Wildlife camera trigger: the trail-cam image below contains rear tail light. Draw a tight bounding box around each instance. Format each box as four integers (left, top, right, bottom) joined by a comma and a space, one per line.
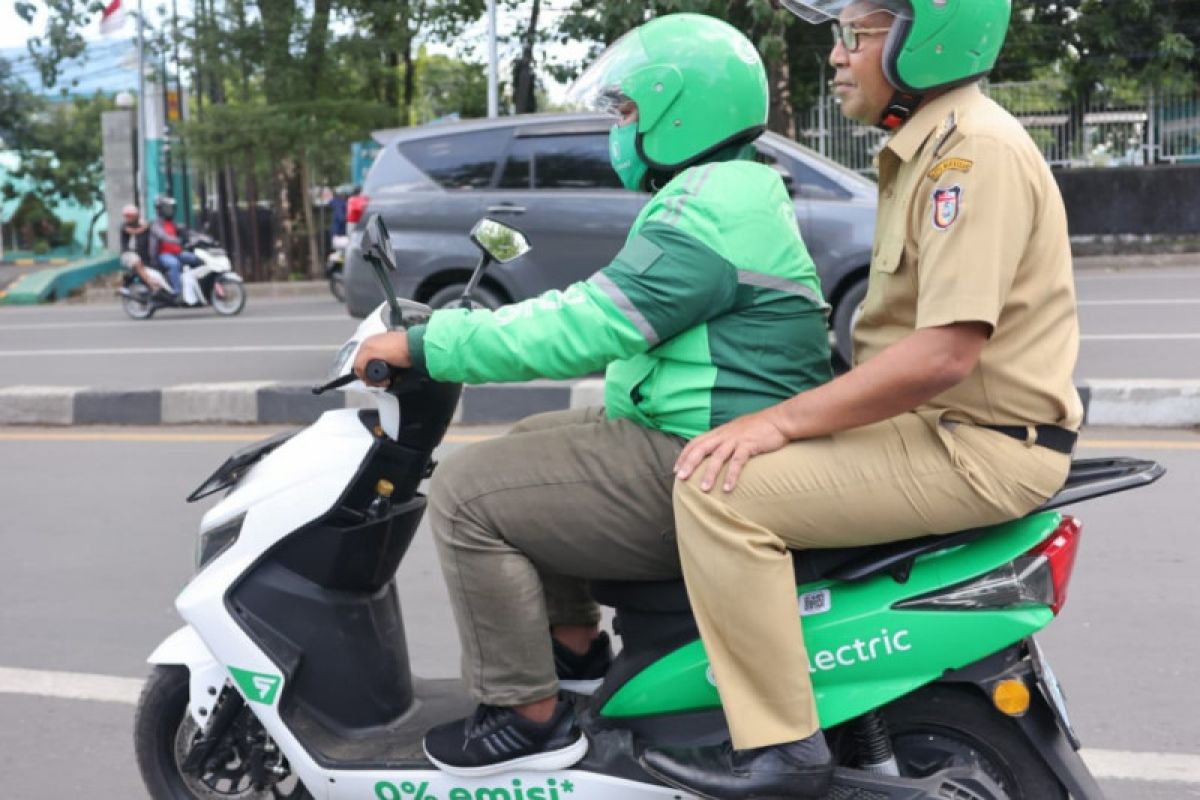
347, 195, 370, 225
1027, 515, 1082, 615
895, 516, 1082, 615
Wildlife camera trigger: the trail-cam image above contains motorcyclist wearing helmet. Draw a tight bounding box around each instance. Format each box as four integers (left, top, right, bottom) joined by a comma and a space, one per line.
641, 2, 1083, 798
352, 13, 834, 777
148, 195, 198, 294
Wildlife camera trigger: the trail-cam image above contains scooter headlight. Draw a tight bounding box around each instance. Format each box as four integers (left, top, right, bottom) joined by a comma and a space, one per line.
196, 514, 245, 569
329, 340, 359, 380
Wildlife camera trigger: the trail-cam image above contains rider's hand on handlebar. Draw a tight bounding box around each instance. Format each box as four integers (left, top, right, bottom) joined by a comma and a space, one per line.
353, 332, 412, 386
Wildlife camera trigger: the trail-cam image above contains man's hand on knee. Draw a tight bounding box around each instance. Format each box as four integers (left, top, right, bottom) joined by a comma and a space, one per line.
675, 408, 790, 493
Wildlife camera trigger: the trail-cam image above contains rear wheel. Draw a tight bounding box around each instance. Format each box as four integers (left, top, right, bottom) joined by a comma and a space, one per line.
212, 276, 247, 316
880, 685, 1066, 799
134, 665, 311, 799
122, 284, 156, 320
328, 270, 346, 303
426, 282, 503, 311
831, 276, 867, 367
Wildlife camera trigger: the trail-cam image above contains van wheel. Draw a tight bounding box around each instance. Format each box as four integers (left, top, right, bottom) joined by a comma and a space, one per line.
427, 283, 503, 311
831, 277, 867, 366
880, 685, 1067, 799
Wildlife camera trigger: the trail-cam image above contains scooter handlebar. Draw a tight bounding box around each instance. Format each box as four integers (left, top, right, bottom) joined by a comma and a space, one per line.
365, 359, 396, 384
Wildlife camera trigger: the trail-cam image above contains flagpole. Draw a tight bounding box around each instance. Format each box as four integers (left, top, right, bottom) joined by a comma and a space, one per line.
136, 0, 147, 210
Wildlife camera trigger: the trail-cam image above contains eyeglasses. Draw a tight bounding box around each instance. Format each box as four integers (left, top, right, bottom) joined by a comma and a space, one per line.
831, 21, 892, 53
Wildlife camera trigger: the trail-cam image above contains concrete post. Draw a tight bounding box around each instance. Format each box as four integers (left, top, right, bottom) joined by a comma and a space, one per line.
102, 109, 137, 252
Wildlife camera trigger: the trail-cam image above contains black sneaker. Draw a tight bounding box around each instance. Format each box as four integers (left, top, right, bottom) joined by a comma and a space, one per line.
423, 698, 589, 777
553, 631, 613, 695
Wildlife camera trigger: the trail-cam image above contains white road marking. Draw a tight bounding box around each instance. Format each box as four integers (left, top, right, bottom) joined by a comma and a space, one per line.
1076, 269, 1200, 281
1079, 298, 1200, 306
0, 666, 142, 705
0, 345, 337, 357
1084, 749, 1200, 784
2, 666, 1199, 784
0, 314, 349, 332
1080, 333, 1200, 341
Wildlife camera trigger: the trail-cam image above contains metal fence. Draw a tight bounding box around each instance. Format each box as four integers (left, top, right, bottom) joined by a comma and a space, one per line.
798, 81, 1200, 175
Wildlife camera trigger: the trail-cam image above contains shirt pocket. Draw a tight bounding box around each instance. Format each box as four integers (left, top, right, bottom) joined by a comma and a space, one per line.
872, 239, 904, 275
859, 238, 916, 332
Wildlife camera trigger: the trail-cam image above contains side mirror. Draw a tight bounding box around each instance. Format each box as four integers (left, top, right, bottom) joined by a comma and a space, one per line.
363, 214, 397, 272
470, 218, 531, 264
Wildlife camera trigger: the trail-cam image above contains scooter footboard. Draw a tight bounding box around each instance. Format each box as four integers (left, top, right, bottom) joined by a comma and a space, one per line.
148, 625, 228, 727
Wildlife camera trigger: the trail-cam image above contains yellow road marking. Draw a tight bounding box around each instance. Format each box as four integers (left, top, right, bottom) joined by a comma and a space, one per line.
0, 431, 498, 444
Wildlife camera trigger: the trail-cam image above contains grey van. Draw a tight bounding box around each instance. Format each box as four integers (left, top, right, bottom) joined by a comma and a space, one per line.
343, 113, 876, 362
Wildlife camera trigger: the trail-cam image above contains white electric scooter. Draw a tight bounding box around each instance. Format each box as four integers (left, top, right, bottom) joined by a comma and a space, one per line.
135, 214, 1140, 800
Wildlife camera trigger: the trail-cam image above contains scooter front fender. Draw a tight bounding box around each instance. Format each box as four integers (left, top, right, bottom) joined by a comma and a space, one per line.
148, 625, 227, 727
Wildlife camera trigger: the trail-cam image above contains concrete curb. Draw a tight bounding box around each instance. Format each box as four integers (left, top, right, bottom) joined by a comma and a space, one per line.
2, 378, 1199, 428
0, 379, 605, 426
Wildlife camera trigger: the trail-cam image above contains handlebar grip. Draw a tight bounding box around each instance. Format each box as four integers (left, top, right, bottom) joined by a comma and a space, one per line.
365, 359, 394, 384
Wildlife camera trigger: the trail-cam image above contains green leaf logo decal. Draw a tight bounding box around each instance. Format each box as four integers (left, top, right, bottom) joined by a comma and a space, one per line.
229, 666, 282, 705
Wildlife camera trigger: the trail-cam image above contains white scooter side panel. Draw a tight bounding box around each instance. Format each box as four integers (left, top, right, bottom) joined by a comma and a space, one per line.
147, 625, 227, 726
175, 409, 379, 794
200, 408, 376, 531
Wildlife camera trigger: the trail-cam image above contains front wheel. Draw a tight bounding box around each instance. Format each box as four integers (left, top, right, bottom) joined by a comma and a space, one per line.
211, 276, 247, 316
881, 685, 1067, 800
122, 284, 156, 320
134, 665, 311, 799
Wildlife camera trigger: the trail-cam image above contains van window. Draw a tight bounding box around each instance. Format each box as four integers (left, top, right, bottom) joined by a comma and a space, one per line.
399, 128, 511, 190
758, 145, 849, 201
499, 134, 621, 190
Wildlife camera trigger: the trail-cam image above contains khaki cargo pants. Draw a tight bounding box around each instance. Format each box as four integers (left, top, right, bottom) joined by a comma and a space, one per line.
674, 409, 1072, 749
427, 407, 685, 706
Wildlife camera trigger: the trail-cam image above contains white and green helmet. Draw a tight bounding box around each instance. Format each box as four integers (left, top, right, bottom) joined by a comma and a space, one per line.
567, 13, 769, 173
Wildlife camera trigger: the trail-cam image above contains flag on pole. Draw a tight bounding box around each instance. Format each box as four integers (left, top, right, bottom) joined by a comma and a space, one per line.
99, 0, 126, 35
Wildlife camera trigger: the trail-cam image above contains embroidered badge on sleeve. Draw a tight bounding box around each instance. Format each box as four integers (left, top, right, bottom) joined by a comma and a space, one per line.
932, 185, 962, 231
928, 157, 974, 181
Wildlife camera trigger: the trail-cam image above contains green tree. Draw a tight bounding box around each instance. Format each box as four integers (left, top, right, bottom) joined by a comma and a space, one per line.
5, 93, 114, 254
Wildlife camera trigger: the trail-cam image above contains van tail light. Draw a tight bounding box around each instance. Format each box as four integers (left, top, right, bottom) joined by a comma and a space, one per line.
894, 516, 1083, 616
347, 195, 370, 225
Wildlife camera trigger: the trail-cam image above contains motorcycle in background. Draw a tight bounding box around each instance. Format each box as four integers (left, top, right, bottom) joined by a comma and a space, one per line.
327, 234, 349, 302
119, 232, 247, 320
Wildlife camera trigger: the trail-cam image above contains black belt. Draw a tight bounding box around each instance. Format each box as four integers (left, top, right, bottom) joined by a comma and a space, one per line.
980, 424, 1077, 455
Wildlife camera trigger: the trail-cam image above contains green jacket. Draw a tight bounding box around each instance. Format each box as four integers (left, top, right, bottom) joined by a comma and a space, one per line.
407, 155, 833, 440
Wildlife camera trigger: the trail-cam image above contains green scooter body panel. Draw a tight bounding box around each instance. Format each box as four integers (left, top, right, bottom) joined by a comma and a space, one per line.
600, 511, 1062, 726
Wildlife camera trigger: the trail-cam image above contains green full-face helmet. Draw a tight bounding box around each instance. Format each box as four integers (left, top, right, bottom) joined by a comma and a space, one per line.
783, 0, 1011, 95
567, 13, 768, 182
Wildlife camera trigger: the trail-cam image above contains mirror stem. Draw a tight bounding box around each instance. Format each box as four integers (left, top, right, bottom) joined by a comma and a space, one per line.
460, 254, 493, 310
372, 261, 407, 328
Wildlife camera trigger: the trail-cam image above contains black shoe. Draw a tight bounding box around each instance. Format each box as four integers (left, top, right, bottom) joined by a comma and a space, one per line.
553, 631, 613, 694
640, 732, 834, 800
423, 697, 589, 777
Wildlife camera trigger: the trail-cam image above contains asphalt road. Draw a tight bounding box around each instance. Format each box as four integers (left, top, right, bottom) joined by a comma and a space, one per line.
1, 263, 1200, 387
0, 424, 1198, 798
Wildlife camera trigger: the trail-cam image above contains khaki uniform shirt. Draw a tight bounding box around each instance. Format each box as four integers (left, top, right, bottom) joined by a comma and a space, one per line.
854, 83, 1084, 432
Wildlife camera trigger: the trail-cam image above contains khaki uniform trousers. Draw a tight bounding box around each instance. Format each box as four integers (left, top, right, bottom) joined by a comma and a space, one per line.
428, 407, 684, 707
674, 409, 1072, 749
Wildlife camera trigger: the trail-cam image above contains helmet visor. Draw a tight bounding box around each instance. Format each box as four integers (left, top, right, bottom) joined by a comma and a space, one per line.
565, 29, 652, 116
781, 0, 909, 24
